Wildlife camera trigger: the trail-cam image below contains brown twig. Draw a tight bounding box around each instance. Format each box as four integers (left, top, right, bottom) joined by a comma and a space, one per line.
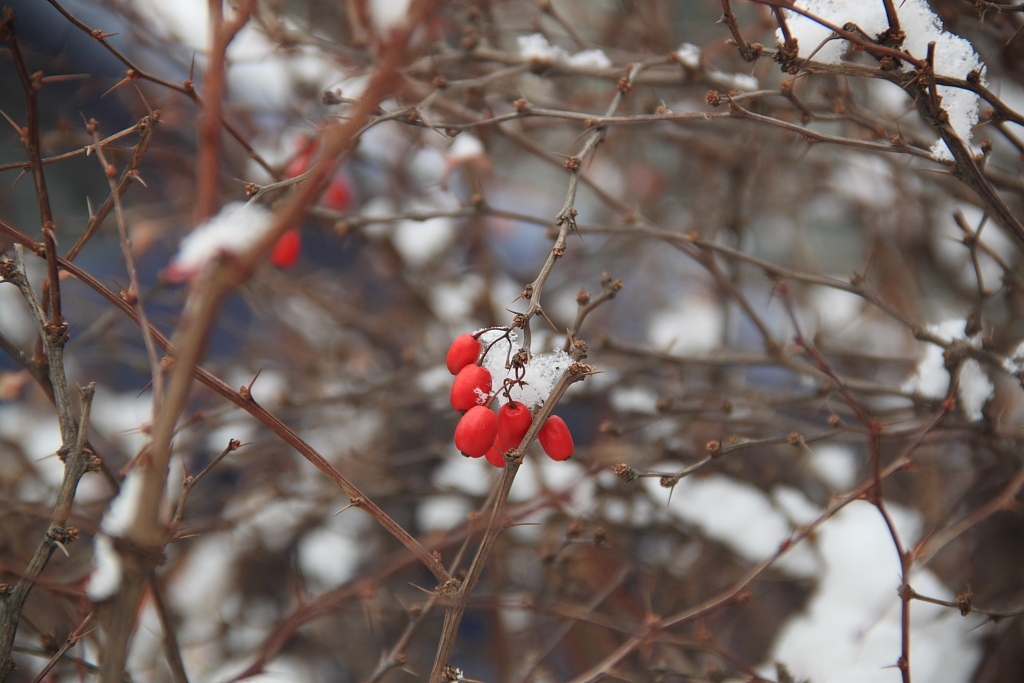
0, 309, 93, 681
149, 573, 189, 683
65, 113, 159, 262
195, 0, 254, 222
1, 10, 62, 326
720, 0, 761, 62
0, 37, 100, 648
86, 116, 165, 421
0, 119, 149, 174
26, 611, 94, 683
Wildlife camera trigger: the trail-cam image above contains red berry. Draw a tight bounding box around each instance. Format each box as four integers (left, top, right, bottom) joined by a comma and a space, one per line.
285, 150, 312, 179
450, 365, 492, 411
270, 229, 301, 268
446, 333, 482, 375
497, 401, 532, 448
538, 415, 574, 461
284, 136, 353, 212
455, 406, 497, 458
484, 437, 507, 468
285, 136, 315, 178
321, 176, 352, 211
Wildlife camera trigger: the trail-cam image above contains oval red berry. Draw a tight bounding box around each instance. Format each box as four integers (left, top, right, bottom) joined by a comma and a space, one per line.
484, 436, 507, 468
271, 229, 301, 268
497, 401, 532, 448
284, 150, 312, 179
450, 365, 492, 411
539, 415, 574, 461
455, 406, 497, 458
446, 334, 482, 375
321, 176, 352, 211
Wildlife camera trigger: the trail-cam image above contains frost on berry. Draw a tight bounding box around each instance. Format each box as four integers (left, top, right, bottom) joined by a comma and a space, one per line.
539, 415, 574, 461
455, 406, 498, 457
450, 365, 492, 411
477, 329, 571, 409
446, 333, 482, 375
497, 401, 532, 447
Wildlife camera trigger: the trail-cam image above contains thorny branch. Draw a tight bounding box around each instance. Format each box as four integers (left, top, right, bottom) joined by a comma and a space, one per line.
1, 11, 62, 327
4, 1, 1024, 681
0, 249, 93, 677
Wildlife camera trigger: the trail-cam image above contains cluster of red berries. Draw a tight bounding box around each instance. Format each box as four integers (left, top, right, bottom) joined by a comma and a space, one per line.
270, 132, 355, 269
446, 333, 574, 468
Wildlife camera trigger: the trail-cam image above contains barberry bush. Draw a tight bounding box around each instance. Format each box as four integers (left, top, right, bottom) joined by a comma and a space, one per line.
2, 1, 1024, 682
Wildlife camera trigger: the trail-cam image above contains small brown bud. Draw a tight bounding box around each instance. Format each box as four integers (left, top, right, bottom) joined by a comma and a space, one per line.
322, 89, 344, 104
613, 463, 637, 481
460, 28, 479, 50
955, 586, 973, 616
600, 420, 621, 436
569, 362, 592, 376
